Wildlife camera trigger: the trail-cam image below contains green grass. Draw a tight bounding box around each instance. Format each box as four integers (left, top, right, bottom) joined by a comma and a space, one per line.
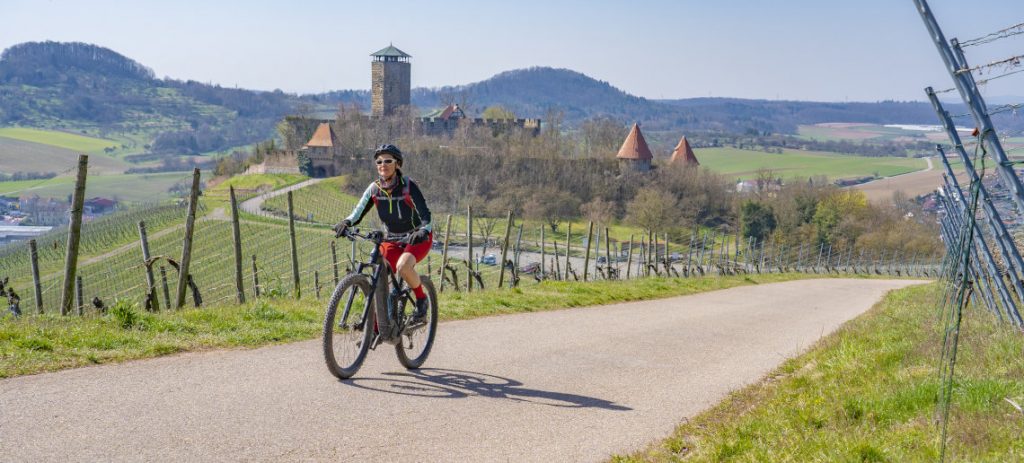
0, 171, 198, 202
0, 127, 121, 155
204, 173, 308, 207
696, 147, 926, 181
613, 283, 1024, 462
0, 273, 819, 378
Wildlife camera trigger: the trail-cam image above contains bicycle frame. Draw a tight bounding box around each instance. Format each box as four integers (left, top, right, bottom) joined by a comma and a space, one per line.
337, 230, 416, 341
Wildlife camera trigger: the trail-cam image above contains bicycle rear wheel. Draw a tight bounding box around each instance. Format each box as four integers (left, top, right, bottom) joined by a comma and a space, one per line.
323, 273, 374, 379
395, 276, 438, 369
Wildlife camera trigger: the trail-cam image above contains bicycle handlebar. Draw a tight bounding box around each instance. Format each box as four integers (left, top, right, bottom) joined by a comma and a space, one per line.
340, 228, 415, 245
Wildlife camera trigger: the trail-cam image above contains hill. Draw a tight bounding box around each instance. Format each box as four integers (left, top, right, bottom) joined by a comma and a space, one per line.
0, 41, 297, 157
2, 41, 1019, 160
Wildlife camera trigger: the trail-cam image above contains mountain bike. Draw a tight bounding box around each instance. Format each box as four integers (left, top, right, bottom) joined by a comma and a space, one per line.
322, 229, 438, 379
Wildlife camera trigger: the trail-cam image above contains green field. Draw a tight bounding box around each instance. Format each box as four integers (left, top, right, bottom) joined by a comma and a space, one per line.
695, 147, 926, 181
0, 171, 200, 202
796, 123, 932, 143
0, 127, 122, 155
262, 176, 358, 224
0, 137, 128, 174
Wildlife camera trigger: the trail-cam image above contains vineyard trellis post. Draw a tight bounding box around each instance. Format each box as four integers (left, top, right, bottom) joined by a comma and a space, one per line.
539, 225, 546, 280
330, 240, 339, 286
159, 266, 171, 308
915, 0, 1024, 213
138, 220, 159, 311
287, 191, 300, 299
604, 227, 612, 280
138, 220, 157, 311
583, 221, 594, 282
498, 210, 514, 288
626, 234, 634, 279
175, 168, 201, 309
467, 207, 474, 292
514, 224, 524, 273
60, 154, 88, 316
564, 222, 571, 281
75, 275, 83, 316
251, 255, 260, 298
28, 239, 42, 314
229, 187, 245, 304
439, 214, 452, 292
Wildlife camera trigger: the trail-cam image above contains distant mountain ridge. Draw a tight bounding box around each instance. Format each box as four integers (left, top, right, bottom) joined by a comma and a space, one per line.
1, 41, 1011, 157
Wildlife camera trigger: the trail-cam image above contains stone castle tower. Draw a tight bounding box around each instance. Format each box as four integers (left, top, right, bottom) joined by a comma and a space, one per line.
371, 44, 411, 117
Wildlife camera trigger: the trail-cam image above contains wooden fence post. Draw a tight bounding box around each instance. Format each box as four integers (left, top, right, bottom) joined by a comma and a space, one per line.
175, 168, 201, 309
159, 266, 171, 308
137, 220, 158, 311
314, 271, 321, 299
229, 186, 245, 304
514, 224, 524, 270
626, 234, 634, 279
540, 225, 546, 279
75, 275, 83, 316
287, 191, 300, 299
330, 240, 340, 286
564, 222, 572, 281
251, 255, 260, 297
439, 214, 452, 292
605, 227, 612, 279
552, 241, 561, 280
29, 239, 42, 314
498, 210, 514, 288
583, 221, 594, 282
467, 207, 474, 292
60, 154, 88, 316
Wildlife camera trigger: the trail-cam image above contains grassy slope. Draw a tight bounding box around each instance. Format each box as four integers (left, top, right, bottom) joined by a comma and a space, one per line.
695, 147, 925, 181
0, 273, 818, 378
614, 283, 1024, 462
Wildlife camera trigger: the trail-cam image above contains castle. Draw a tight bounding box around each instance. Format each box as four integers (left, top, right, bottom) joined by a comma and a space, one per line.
253, 45, 541, 177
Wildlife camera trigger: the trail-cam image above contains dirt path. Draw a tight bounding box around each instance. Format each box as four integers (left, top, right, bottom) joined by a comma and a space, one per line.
239, 178, 324, 217
0, 278, 928, 462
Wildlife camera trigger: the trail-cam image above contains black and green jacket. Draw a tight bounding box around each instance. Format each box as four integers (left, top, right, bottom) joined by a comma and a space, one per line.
345, 174, 432, 234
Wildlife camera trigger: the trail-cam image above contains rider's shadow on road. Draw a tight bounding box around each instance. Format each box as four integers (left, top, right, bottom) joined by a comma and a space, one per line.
344, 368, 631, 411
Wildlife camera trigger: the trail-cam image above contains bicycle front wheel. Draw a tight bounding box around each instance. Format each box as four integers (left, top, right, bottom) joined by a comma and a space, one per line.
395, 276, 438, 369
323, 273, 374, 379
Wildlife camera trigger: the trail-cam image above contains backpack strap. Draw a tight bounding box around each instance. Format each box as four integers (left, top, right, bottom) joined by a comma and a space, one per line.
402, 176, 416, 211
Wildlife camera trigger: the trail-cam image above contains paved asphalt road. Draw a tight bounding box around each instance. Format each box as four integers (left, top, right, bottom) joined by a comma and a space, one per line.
0, 278, 928, 462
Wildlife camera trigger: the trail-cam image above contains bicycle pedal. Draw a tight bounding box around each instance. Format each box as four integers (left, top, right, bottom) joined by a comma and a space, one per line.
369, 334, 383, 350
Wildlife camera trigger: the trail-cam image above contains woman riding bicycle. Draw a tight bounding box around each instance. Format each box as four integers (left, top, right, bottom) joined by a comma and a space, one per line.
333, 144, 433, 324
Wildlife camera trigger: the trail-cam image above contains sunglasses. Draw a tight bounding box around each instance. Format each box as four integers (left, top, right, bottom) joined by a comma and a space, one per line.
375, 159, 395, 165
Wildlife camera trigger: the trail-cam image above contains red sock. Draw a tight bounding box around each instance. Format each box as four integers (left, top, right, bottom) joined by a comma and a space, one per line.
412, 285, 426, 300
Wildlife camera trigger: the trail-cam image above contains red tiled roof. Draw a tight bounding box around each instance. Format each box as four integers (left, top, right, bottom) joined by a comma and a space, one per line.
616, 123, 653, 161
304, 123, 337, 148
670, 136, 699, 166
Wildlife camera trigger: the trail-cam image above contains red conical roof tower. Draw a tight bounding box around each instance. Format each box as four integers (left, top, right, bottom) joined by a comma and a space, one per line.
616, 123, 653, 161
670, 136, 699, 166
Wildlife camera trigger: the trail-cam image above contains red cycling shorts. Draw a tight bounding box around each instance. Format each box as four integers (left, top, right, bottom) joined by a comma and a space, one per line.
379, 232, 433, 272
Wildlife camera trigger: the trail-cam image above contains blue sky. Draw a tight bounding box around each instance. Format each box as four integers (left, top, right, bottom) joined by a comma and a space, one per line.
1, 0, 1021, 102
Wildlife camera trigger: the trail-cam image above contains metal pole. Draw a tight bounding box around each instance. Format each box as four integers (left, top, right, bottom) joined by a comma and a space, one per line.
75, 275, 83, 316
60, 154, 88, 315
540, 225, 546, 280
564, 222, 571, 281
914, 0, 1024, 212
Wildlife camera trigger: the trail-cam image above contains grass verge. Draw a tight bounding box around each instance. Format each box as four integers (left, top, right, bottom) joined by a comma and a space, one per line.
0, 273, 824, 378
612, 283, 1024, 462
